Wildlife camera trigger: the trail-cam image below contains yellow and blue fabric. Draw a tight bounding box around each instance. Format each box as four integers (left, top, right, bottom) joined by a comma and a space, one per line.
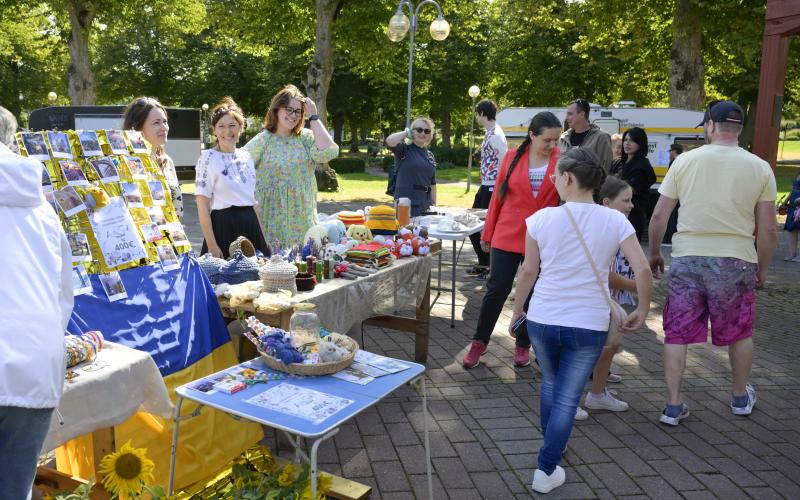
57, 254, 262, 489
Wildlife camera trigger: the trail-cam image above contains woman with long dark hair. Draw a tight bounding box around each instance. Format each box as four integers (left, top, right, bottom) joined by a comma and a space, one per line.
122, 97, 183, 218
510, 148, 652, 493
619, 127, 656, 240
461, 112, 562, 369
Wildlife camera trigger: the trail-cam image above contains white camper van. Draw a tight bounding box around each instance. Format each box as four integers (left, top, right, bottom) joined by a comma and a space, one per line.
496, 105, 706, 182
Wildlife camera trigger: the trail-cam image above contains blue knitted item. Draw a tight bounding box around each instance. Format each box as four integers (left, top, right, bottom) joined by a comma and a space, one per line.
196, 253, 226, 284
218, 250, 260, 285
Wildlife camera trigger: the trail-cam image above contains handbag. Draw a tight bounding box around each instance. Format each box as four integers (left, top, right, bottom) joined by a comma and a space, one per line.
564, 205, 628, 347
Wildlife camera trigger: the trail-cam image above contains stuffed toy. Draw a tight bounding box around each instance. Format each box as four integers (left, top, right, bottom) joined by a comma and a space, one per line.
347, 224, 373, 242
382, 239, 397, 256
411, 225, 429, 239
303, 225, 330, 248
318, 340, 349, 362
416, 238, 430, 256
399, 240, 413, 257
398, 227, 413, 241
320, 243, 339, 261
319, 219, 347, 244
372, 235, 385, 244
84, 185, 110, 209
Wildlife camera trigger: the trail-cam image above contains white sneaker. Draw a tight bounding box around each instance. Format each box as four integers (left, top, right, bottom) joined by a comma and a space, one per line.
585, 389, 629, 412
532, 465, 566, 494
574, 406, 588, 420
659, 403, 689, 426
731, 383, 757, 416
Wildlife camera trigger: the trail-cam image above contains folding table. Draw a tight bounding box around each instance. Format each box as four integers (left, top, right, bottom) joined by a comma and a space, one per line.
168, 355, 432, 499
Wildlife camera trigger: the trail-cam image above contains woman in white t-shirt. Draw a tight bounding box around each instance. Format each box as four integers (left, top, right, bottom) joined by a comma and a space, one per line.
509, 148, 652, 494
196, 97, 269, 258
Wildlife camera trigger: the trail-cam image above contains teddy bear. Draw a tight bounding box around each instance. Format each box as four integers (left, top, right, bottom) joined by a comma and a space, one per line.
347, 224, 373, 242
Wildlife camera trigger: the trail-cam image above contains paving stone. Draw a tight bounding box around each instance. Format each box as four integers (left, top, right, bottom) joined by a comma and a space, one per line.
396, 445, 428, 475
499, 469, 527, 494
408, 473, 448, 500
591, 462, 643, 496
432, 457, 472, 490
452, 442, 496, 472
659, 446, 716, 473
372, 461, 411, 492
632, 476, 681, 499
469, 471, 516, 499
648, 459, 704, 491
753, 470, 800, 499
605, 447, 657, 477
694, 473, 749, 499
436, 418, 478, 442
386, 422, 421, 446
364, 434, 399, 462
338, 448, 373, 478
706, 457, 766, 488
567, 436, 611, 464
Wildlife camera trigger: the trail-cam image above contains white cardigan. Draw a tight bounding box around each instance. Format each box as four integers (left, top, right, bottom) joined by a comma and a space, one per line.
0, 143, 73, 409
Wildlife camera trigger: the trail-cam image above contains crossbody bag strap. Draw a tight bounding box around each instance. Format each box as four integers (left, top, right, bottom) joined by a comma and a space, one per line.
563, 204, 617, 311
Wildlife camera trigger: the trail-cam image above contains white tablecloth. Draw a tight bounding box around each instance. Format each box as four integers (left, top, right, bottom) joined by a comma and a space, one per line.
42, 342, 173, 452
298, 255, 431, 334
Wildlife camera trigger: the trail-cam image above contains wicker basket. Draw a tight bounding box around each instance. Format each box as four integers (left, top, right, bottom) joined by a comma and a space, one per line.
229, 236, 256, 257
259, 333, 359, 376
259, 255, 298, 295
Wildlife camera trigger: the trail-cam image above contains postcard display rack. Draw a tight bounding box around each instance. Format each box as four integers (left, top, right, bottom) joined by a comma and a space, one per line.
17, 129, 190, 299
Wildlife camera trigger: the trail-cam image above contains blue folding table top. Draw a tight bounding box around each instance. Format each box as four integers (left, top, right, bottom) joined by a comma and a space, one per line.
175, 355, 426, 438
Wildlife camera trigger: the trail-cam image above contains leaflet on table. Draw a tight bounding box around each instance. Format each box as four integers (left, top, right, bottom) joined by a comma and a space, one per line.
89, 196, 147, 268
353, 350, 410, 374
331, 361, 397, 385
188, 366, 274, 394
244, 383, 353, 425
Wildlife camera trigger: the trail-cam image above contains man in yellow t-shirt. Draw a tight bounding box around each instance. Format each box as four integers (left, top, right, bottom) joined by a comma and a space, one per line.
648, 100, 778, 427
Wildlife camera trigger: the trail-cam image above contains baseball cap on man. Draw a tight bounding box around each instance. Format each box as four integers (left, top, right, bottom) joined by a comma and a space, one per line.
697, 100, 744, 127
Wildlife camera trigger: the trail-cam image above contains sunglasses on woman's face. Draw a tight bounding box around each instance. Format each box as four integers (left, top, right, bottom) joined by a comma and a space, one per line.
414, 127, 431, 135
283, 107, 303, 117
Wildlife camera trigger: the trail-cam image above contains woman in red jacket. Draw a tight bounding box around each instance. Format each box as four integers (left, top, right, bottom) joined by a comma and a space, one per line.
463, 111, 563, 369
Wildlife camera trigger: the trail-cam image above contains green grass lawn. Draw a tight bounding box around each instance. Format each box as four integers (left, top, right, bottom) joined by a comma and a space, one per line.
779, 140, 800, 159
319, 171, 477, 208
776, 164, 800, 200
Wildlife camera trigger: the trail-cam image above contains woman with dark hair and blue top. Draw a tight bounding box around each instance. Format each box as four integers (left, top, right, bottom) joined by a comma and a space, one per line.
510, 148, 652, 493
619, 127, 656, 240
385, 116, 437, 216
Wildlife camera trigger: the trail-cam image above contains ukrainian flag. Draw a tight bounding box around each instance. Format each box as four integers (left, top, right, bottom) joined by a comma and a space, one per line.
58, 254, 262, 489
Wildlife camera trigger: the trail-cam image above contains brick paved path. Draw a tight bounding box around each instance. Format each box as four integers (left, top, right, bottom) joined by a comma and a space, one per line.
184, 194, 800, 499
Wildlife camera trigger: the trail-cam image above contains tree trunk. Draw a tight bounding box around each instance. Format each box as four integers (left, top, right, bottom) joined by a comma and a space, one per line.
669, 0, 705, 109
332, 112, 345, 144
348, 117, 359, 153
440, 108, 451, 149
305, 0, 344, 125
66, 0, 96, 105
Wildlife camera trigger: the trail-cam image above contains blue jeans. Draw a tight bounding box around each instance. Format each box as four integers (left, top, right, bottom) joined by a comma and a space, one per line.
527, 321, 606, 474
0, 406, 54, 500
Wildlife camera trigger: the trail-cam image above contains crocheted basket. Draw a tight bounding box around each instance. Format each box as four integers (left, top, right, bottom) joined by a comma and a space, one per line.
218, 250, 261, 285
229, 236, 256, 258
259, 255, 298, 295
259, 333, 358, 376
197, 253, 227, 284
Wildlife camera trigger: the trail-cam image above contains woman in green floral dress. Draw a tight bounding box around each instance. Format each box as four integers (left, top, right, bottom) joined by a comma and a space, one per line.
244, 84, 339, 249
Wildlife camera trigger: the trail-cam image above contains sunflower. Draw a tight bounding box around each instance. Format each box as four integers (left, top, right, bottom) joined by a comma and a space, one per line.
299, 473, 332, 500
98, 440, 155, 497
277, 463, 296, 487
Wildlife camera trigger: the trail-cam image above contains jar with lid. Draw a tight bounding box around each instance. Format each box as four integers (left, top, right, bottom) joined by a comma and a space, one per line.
289, 303, 321, 347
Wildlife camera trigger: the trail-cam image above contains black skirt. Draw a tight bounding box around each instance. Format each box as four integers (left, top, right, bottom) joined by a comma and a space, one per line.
202, 205, 270, 259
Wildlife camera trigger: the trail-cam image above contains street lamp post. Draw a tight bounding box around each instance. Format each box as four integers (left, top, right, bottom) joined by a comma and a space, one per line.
201, 103, 209, 149
466, 85, 480, 193
387, 0, 450, 128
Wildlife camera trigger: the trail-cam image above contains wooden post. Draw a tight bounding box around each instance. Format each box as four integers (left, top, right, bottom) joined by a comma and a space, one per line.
752, 0, 800, 168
